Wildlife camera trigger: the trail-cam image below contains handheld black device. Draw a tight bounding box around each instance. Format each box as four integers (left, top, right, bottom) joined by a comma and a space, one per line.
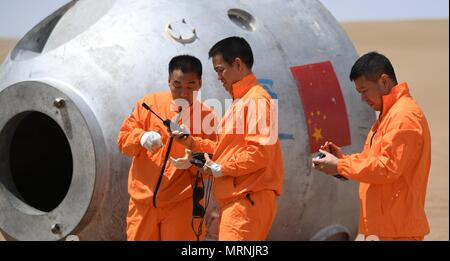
190, 152, 214, 168
313, 152, 348, 181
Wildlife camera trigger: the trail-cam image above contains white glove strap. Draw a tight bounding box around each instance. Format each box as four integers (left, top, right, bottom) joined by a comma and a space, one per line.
206, 162, 222, 177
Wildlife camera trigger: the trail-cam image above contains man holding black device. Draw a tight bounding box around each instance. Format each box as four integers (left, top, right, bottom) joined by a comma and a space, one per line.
312, 52, 431, 241
117, 55, 217, 241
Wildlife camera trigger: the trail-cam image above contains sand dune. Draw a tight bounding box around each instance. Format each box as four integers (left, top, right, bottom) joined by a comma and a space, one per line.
0, 19, 448, 241
0, 38, 17, 62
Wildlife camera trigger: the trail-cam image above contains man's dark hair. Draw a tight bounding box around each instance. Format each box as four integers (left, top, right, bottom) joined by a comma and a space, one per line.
208, 36, 254, 69
349, 52, 397, 84
169, 55, 202, 79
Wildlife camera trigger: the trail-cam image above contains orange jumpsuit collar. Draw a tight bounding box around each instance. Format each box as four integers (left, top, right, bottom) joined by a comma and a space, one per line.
381, 82, 410, 118
231, 74, 258, 99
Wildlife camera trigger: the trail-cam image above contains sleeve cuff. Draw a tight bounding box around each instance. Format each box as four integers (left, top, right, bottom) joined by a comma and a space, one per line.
337, 158, 350, 179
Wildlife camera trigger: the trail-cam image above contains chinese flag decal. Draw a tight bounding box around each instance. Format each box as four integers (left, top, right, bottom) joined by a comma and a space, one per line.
290, 61, 351, 152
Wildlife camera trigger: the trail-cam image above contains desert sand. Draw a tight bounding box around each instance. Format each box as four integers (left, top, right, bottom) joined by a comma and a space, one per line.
0, 19, 448, 241
0, 38, 16, 63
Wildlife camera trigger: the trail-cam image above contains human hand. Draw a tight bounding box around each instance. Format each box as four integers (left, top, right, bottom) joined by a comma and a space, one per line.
312, 149, 339, 175
320, 141, 344, 159
169, 149, 193, 169
170, 124, 194, 148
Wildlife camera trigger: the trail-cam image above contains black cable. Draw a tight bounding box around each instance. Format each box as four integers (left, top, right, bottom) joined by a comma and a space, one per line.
142, 102, 165, 122
191, 172, 214, 241
191, 172, 203, 241
191, 214, 204, 241
204, 174, 213, 212
152, 135, 174, 208
141, 102, 185, 208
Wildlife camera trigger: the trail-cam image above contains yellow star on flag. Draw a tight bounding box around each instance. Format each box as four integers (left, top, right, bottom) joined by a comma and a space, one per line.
312, 127, 323, 143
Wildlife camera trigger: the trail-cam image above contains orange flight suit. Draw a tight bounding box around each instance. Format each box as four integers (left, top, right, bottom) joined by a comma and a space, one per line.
117, 92, 217, 240
337, 83, 431, 240
192, 74, 284, 240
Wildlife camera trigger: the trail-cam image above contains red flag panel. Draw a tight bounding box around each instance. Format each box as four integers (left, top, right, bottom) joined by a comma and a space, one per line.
290, 61, 351, 153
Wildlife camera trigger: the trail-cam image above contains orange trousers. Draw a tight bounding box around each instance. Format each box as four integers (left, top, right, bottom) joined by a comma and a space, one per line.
126, 197, 204, 241
218, 190, 277, 241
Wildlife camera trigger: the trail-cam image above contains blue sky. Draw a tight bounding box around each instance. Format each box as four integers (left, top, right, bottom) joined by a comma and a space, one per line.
0, 0, 448, 38
320, 0, 448, 22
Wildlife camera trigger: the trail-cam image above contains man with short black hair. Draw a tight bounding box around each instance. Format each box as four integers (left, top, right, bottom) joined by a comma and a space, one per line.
172, 37, 284, 240
313, 52, 431, 241
117, 55, 217, 240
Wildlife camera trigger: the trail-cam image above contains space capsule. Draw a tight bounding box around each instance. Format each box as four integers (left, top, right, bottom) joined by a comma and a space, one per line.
0, 0, 375, 240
